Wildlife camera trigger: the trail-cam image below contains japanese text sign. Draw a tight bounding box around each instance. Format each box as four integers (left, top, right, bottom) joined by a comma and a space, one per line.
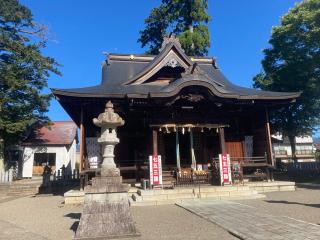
149, 155, 162, 185
219, 153, 232, 185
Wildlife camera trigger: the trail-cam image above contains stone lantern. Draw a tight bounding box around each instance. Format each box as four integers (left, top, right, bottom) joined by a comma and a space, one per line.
74, 101, 139, 239
93, 100, 124, 177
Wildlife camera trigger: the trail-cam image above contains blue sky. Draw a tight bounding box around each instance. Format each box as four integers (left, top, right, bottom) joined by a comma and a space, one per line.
22, 0, 301, 121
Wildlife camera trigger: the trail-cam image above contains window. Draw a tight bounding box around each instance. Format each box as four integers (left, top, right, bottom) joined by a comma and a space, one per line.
33, 153, 56, 167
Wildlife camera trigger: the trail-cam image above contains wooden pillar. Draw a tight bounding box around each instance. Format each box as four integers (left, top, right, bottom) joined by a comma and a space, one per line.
219, 127, 226, 154
190, 129, 196, 169
79, 105, 85, 172
152, 129, 158, 156
265, 107, 274, 166
175, 130, 181, 169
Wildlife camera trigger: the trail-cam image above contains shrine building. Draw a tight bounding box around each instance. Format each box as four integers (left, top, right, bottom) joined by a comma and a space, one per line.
52, 36, 300, 186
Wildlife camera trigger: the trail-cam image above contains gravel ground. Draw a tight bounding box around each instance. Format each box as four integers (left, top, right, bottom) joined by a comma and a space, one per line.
235, 187, 320, 225
0, 195, 236, 240
0, 187, 319, 240
0, 195, 80, 240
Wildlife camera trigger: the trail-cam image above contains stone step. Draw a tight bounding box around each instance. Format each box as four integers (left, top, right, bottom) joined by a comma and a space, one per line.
9, 185, 39, 189
162, 172, 174, 176
246, 181, 296, 193
130, 198, 180, 206
130, 194, 266, 206
13, 179, 42, 185
0, 186, 10, 191
7, 192, 36, 196
137, 186, 253, 196
0, 181, 40, 197
139, 193, 197, 201
200, 190, 257, 198
64, 189, 135, 205
132, 185, 261, 204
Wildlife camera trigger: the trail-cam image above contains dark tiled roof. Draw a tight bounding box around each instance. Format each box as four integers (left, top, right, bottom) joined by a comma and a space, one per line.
52, 40, 301, 101
23, 121, 77, 146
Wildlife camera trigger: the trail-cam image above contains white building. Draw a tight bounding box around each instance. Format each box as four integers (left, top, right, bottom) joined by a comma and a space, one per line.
21, 121, 78, 178
272, 134, 315, 163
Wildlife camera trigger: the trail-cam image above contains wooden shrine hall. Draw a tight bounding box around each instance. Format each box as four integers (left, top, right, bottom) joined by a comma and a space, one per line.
52, 36, 300, 186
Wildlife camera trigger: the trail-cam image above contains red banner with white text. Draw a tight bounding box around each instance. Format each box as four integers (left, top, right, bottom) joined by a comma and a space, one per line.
149, 155, 162, 185
219, 153, 232, 185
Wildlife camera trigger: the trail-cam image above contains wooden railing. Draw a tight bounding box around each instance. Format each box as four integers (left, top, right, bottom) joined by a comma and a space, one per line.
296, 150, 314, 155
175, 168, 210, 186
80, 155, 272, 188
274, 150, 288, 155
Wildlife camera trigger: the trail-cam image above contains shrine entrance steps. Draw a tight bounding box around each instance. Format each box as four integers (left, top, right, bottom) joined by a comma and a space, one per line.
0, 179, 41, 201
130, 185, 264, 206
63, 181, 296, 205
245, 181, 296, 193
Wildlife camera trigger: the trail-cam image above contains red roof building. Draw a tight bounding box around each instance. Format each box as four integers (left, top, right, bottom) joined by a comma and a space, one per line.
23, 121, 78, 146
21, 121, 78, 178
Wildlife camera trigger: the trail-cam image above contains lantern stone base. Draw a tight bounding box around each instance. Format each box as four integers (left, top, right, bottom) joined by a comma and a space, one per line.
74, 176, 139, 239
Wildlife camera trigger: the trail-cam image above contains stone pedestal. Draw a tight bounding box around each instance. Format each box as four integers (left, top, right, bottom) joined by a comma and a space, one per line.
74, 177, 139, 239
74, 101, 139, 239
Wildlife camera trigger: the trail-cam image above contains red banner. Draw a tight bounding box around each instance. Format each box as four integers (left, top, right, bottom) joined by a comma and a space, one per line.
219, 153, 232, 185
149, 155, 162, 185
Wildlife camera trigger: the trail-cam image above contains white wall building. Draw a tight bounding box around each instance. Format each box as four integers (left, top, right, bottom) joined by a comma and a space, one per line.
272, 134, 316, 163
21, 121, 78, 178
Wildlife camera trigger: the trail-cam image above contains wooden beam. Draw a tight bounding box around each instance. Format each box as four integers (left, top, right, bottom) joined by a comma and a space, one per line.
265, 107, 274, 166
219, 128, 226, 154
79, 106, 85, 172
152, 130, 158, 156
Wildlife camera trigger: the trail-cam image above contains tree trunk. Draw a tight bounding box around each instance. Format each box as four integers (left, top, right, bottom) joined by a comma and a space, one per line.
189, 25, 195, 50
288, 135, 297, 162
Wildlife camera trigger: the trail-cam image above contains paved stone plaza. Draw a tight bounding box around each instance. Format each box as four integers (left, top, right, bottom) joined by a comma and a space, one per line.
0, 187, 319, 239
178, 197, 320, 240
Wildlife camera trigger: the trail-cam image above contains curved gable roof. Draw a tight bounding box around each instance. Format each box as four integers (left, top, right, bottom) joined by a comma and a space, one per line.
52, 37, 301, 101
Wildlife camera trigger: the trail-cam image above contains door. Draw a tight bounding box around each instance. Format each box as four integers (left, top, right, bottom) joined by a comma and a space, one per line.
226, 141, 244, 159
33, 153, 56, 175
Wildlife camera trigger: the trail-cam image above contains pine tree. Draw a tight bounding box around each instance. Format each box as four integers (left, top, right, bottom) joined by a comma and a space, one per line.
138, 0, 211, 56
0, 0, 60, 166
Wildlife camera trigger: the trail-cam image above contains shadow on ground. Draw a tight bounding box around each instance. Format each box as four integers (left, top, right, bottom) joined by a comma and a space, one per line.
64, 213, 81, 233
264, 200, 320, 209
295, 184, 320, 190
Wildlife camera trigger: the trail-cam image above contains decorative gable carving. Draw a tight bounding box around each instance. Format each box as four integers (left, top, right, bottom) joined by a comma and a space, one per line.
165, 58, 179, 68
124, 35, 194, 86
124, 35, 222, 87
129, 49, 191, 85
159, 34, 184, 52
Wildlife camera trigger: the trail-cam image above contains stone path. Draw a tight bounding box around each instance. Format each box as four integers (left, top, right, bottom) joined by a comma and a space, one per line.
0, 219, 47, 240
178, 200, 320, 240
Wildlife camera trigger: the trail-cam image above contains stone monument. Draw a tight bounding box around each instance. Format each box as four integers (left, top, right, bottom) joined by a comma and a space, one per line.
39, 164, 52, 194
74, 101, 139, 239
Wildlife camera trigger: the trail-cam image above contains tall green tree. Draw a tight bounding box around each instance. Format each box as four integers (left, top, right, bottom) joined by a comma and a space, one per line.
253, 0, 320, 160
0, 0, 60, 166
138, 0, 211, 56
